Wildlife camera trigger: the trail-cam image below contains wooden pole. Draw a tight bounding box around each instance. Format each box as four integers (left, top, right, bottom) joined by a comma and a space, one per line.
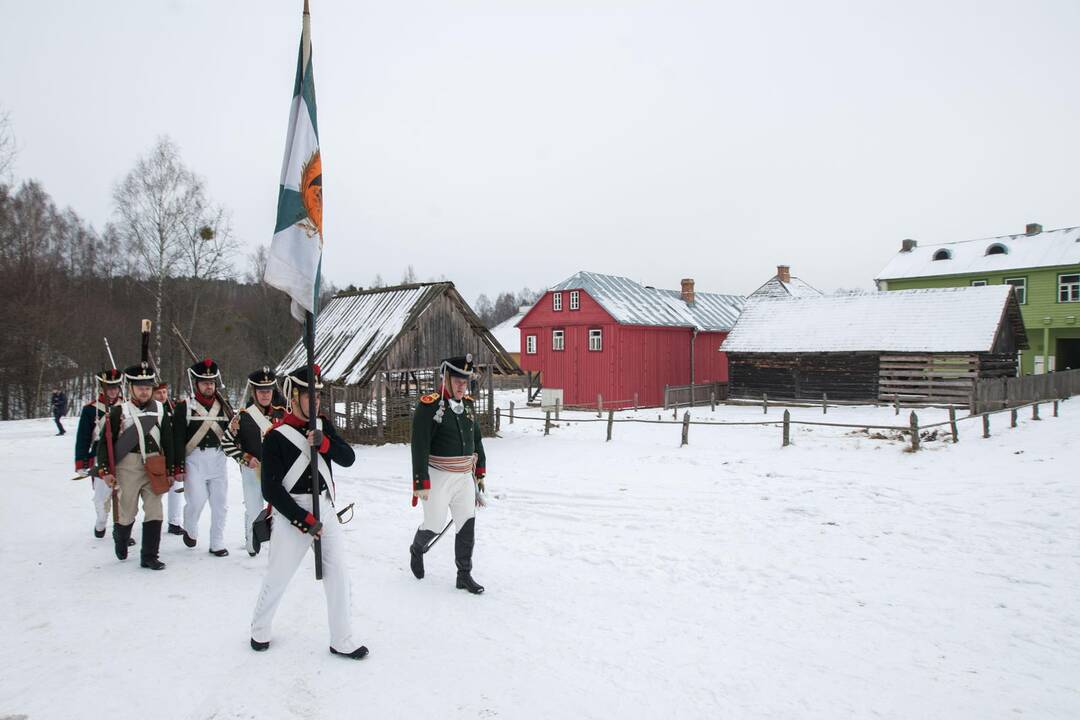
1033, 402, 1041, 421
664, 384, 669, 410
822, 392, 827, 415
509, 401, 515, 425
544, 410, 551, 436
633, 392, 638, 411
673, 405, 677, 421
894, 394, 899, 416
710, 389, 716, 412
375, 370, 384, 442
949, 407, 958, 442
555, 397, 561, 421
597, 393, 603, 418
606, 409, 614, 442
681, 411, 690, 446
1010, 408, 1017, 428
1053, 400, 1059, 417
303, 310, 323, 581
495, 407, 501, 433
782, 409, 790, 447
909, 411, 920, 451
762, 393, 768, 414
982, 414, 990, 439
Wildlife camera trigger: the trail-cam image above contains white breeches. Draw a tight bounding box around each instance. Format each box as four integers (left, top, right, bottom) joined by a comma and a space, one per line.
420, 467, 476, 533
92, 477, 112, 531
250, 493, 355, 651
183, 448, 228, 550
240, 464, 264, 554
167, 481, 183, 526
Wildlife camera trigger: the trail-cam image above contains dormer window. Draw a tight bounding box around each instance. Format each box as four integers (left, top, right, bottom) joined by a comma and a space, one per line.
932, 249, 951, 261
986, 243, 1008, 256
553, 292, 563, 311
569, 290, 580, 310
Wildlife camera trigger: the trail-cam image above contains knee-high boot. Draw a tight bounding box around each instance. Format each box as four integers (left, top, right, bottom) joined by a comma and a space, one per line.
113, 523, 134, 561
140, 520, 165, 570
409, 528, 437, 579
454, 518, 484, 594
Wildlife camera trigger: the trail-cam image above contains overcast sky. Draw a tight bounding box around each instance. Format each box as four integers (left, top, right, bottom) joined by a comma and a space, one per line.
3, 0, 1078, 304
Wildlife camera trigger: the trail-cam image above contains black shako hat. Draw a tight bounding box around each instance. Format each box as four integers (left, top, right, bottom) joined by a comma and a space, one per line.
189, 357, 221, 381
247, 366, 278, 388
123, 362, 156, 386
440, 354, 475, 379
285, 364, 323, 391
98, 368, 124, 386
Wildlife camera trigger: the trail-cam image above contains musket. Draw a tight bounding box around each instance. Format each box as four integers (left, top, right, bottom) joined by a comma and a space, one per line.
170, 323, 235, 419
104, 336, 118, 372
104, 388, 119, 523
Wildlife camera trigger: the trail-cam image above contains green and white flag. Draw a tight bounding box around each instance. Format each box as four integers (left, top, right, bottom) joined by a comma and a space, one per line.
265, 1, 323, 323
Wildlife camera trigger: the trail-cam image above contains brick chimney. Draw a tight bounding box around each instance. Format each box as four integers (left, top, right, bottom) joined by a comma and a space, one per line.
776, 265, 791, 284
1026, 222, 1043, 236
901, 238, 918, 252
680, 278, 695, 305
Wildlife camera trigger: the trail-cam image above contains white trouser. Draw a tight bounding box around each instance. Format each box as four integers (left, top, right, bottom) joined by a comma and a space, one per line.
420, 467, 476, 533
167, 482, 183, 526
92, 477, 112, 531
250, 493, 355, 651
240, 465, 264, 554
183, 448, 228, 550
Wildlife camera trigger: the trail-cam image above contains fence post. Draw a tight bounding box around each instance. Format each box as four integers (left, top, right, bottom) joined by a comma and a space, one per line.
375, 371, 384, 442
495, 407, 501, 433
664, 384, 669, 411
949, 407, 958, 442
894, 394, 899, 416
633, 392, 638, 411
762, 393, 768, 414
822, 392, 828, 415
1033, 403, 1040, 421
909, 411, 920, 451
606, 409, 614, 442
681, 411, 690, 446
710, 390, 716, 412
982, 414, 990, 439
555, 398, 561, 421
544, 410, 551, 436
597, 394, 603, 418
1010, 408, 1017, 428
673, 405, 677, 421
509, 401, 515, 425
782, 409, 791, 447
1053, 400, 1059, 417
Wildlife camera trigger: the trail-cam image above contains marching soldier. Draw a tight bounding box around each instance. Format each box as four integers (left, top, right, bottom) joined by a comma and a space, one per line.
94, 362, 176, 570
153, 381, 185, 537
173, 358, 231, 557
250, 365, 367, 659
74, 368, 125, 539
408, 354, 487, 594
224, 367, 286, 556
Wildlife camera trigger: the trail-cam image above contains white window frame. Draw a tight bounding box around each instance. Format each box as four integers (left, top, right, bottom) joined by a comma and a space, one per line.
553, 292, 563, 311
588, 328, 602, 352
1059, 273, 1080, 303
526, 335, 537, 354
552, 329, 565, 351
1004, 277, 1027, 305
569, 290, 580, 311
970, 279, 988, 287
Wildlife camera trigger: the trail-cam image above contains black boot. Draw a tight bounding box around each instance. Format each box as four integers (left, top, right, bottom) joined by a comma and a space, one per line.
113, 523, 134, 560
182, 530, 197, 548
454, 518, 484, 594
167, 523, 184, 536
140, 520, 166, 570
330, 645, 369, 660
94, 527, 105, 539
409, 528, 436, 579
250, 638, 270, 652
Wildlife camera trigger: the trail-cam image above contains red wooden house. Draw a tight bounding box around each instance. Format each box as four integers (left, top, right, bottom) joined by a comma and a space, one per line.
517, 271, 745, 408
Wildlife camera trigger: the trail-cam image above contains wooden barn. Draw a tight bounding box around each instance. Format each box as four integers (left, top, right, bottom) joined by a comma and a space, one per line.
277, 282, 520, 443
517, 271, 745, 409
721, 285, 1027, 405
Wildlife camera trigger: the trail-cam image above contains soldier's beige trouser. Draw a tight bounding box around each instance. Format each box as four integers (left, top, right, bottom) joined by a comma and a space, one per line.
116, 453, 163, 525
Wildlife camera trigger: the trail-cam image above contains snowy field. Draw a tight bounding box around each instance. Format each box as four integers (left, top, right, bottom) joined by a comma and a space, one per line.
1, 397, 1078, 719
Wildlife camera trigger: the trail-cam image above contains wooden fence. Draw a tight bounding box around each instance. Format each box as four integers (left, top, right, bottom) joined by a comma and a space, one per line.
878, 354, 978, 405
971, 368, 1080, 414
663, 382, 729, 410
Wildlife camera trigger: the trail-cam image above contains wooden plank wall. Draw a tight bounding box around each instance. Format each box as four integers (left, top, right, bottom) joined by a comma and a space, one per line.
729, 353, 878, 401
878, 354, 977, 404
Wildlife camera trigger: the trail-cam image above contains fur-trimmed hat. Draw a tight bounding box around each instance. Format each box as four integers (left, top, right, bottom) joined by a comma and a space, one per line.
123, 362, 156, 386
441, 354, 475, 379
98, 368, 124, 387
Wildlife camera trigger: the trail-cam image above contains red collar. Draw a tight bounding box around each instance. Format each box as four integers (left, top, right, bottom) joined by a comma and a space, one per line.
280, 412, 308, 428
195, 393, 216, 409
98, 393, 120, 406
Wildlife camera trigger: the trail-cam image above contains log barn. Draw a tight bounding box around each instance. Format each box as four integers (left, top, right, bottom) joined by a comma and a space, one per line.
277, 282, 520, 443
721, 285, 1027, 405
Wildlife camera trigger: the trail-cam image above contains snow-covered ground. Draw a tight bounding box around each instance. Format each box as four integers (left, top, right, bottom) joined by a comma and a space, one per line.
1, 398, 1078, 719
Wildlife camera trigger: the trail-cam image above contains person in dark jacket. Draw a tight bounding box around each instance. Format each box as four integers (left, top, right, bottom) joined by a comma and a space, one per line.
51, 388, 68, 435
249, 364, 366, 659
75, 369, 124, 537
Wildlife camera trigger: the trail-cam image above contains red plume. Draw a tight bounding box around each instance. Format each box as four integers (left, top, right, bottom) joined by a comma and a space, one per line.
204, 357, 213, 368
313, 363, 321, 376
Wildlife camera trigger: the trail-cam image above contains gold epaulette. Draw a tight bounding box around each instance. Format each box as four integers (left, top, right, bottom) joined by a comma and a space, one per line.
420, 392, 440, 405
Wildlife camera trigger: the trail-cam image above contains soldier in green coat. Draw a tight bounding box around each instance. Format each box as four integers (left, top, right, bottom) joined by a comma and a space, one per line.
409, 354, 487, 593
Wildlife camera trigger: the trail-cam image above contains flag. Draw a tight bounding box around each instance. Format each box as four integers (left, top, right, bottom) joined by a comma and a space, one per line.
265, 1, 323, 323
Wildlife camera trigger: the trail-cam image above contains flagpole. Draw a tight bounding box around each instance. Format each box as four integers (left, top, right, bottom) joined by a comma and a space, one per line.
306, 309, 323, 580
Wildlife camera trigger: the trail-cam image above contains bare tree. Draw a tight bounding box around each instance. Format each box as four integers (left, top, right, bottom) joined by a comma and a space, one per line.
371, 273, 384, 288
401, 264, 417, 284
112, 137, 217, 369
0, 108, 16, 182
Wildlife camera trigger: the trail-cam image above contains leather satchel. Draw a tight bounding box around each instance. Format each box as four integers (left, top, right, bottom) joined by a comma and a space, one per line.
144, 454, 171, 495
252, 505, 272, 552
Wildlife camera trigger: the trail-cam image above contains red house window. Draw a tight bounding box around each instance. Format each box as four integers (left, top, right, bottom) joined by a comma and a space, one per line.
553, 292, 563, 311
526, 335, 537, 354
588, 328, 602, 351
552, 329, 565, 351
569, 291, 580, 310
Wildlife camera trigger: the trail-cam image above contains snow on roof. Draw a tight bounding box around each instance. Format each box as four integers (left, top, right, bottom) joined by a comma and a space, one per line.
277, 283, 438, 386
490, 305, 531, 353
548, 271, 745, 331
876, 225, 1080, 281
749, 276, 823, 299
720, 285, 1019, 354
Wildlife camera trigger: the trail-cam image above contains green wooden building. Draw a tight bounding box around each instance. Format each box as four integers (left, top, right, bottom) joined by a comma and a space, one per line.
875, 223, 1080, 375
